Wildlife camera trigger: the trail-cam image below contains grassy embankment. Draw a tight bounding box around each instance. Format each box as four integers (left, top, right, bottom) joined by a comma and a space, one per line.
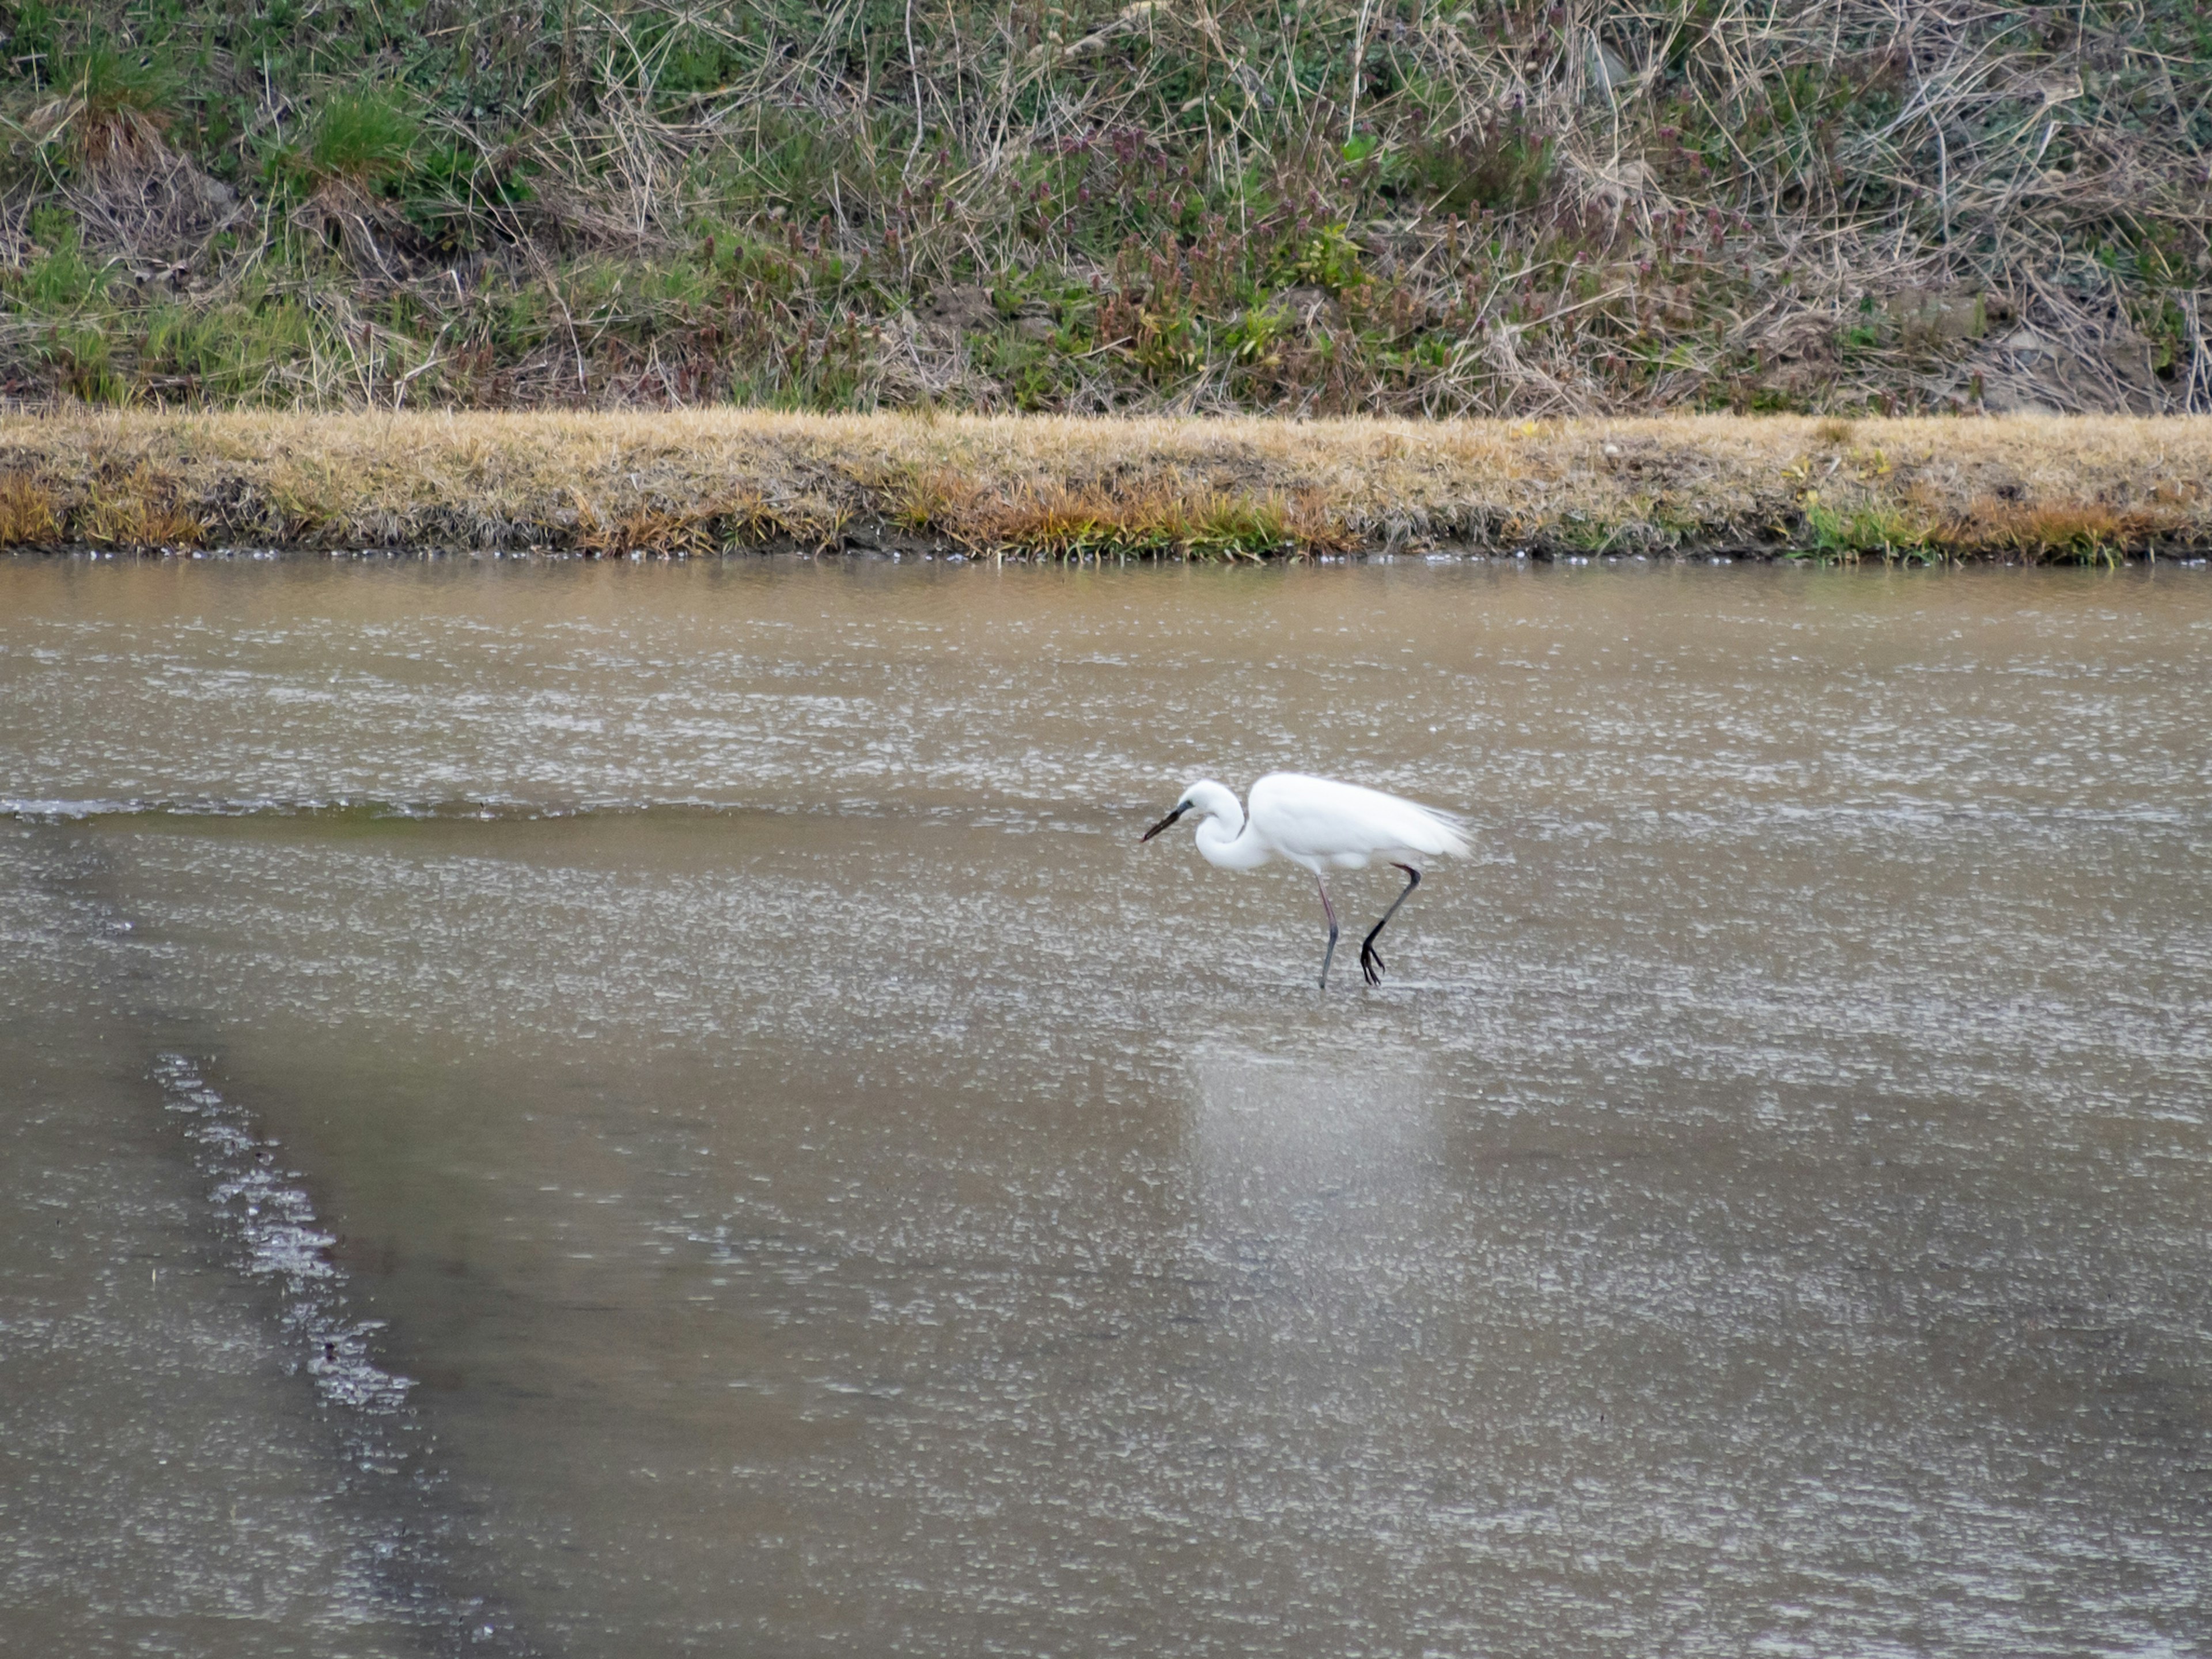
1, 1, 2206, 419
2, 409, 2206, 559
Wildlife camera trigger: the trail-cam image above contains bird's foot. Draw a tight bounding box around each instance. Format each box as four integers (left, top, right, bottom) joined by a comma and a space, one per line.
1360, 943, 1385, 987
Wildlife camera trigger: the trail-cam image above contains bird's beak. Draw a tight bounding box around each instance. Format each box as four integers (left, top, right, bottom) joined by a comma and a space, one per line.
1139, 805, 1187, 843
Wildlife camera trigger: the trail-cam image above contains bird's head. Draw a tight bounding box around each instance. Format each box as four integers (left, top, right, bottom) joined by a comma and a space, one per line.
1140, 779, 1234, 843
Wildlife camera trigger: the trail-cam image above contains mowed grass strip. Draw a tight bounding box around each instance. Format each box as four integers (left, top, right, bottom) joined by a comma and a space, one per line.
0, 410, 2205, 562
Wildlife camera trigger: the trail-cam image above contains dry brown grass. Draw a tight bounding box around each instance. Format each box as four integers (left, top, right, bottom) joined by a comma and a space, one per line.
0, 471, 60, 544
75, 462, 203, 548
903, 469, 1349, 559
1943, 498, 2180, 562
0, 409, 2205, 562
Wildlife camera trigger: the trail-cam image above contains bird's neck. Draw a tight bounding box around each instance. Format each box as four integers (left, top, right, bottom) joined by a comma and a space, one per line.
1196, 810, 1270, 870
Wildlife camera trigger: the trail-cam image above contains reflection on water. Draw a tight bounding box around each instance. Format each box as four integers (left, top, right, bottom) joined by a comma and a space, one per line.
1194, 1051, 1434, 1206
1190, 1047, 1441, 1397
2, 554, 2210, 1657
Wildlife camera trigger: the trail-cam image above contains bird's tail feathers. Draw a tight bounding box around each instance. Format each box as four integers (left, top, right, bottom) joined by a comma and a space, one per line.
1416, 802, 1473, 858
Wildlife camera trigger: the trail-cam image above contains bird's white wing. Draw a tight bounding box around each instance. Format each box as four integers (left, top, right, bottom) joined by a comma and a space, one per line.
1248, 772, 1470, 861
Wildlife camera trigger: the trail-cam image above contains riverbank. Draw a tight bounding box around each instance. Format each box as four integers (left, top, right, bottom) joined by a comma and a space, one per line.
8, 4, 2207, 420
1, 410, 2207, 562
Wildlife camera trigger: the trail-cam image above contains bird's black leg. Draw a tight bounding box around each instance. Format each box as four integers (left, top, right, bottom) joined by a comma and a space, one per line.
1360, 863, 1422, 987
1315, 873, 1340, 990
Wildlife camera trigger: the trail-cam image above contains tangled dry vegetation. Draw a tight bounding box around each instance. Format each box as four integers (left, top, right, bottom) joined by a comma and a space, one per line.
0, 0, 2206, 417
0, 409, 2203, 560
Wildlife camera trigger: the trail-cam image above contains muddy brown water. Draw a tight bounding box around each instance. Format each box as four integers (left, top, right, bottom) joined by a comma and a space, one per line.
3, 553, 2210, 1658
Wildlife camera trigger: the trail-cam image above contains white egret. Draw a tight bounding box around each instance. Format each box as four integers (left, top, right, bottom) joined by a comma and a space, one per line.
1141, 772, 1469, 989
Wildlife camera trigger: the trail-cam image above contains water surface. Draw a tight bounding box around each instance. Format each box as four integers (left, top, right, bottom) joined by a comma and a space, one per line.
4, 555, 2209, 1657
